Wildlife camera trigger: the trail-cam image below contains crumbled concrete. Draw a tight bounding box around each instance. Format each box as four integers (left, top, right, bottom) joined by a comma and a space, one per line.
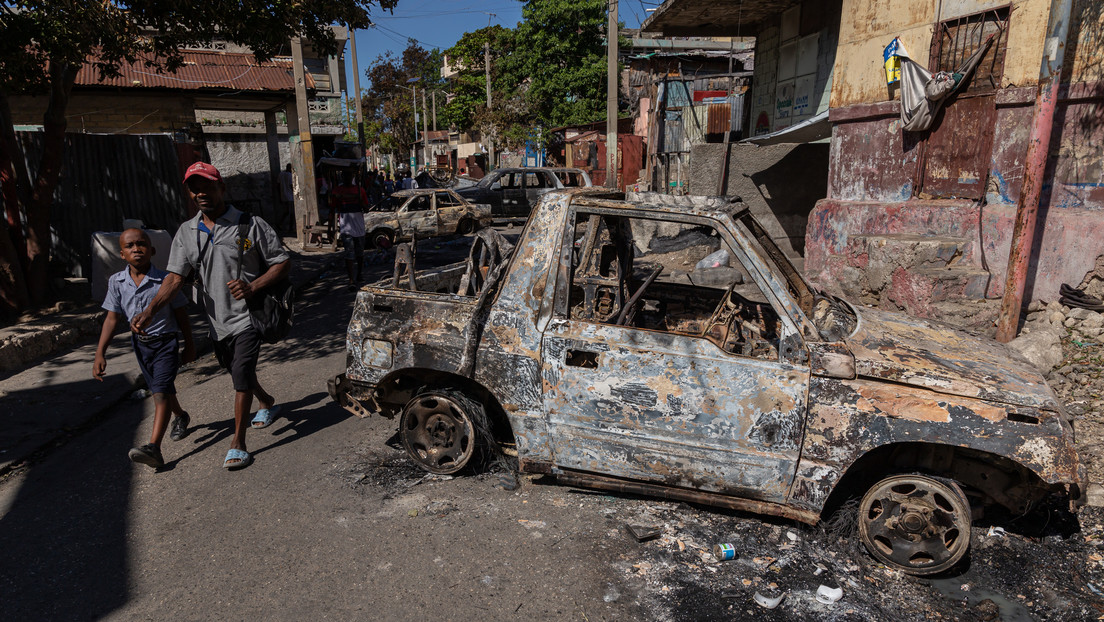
1077, 252, 1104, 300
1007, 324, 1064, 375
0, 306, 106, 371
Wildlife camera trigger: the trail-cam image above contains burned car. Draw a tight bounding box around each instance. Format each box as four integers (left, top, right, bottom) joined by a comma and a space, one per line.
330, 190, 1084, 575
453, 167, 593, 217
366, 188, 491, 249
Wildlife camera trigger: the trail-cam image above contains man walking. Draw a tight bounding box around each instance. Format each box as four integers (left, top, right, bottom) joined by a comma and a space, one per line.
131, 162, 290, 470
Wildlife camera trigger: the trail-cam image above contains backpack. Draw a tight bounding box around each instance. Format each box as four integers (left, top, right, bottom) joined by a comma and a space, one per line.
236, 213, 294, 344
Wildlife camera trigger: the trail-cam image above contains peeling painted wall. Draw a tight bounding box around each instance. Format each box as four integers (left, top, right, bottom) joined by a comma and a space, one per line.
816, 0, 1104, 305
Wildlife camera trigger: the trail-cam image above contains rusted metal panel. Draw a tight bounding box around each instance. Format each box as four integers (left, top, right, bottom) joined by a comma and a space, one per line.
707, 103, 731, 134
846, 306, 1061, 410
540, 318, 808, 502
918, 95, 998, 200
76, 51, 305, 92
827, 117, 919, 202
791, 374, 1081, 513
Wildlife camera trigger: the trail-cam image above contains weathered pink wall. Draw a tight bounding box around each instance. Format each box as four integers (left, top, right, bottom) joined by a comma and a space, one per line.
808, 83, 1104, 304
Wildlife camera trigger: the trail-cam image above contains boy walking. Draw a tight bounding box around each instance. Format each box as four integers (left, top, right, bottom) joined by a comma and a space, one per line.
94, 228, 196, 469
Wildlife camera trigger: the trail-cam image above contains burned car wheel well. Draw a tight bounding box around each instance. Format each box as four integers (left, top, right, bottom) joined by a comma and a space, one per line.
820, 442, 1058, 520
373, 368, 517, 448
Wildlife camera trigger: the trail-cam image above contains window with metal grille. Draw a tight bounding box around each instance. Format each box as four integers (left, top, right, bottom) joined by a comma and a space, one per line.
931, 6, 1010, 95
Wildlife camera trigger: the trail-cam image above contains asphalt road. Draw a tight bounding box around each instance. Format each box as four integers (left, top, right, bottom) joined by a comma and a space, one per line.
0, 229, 642, 621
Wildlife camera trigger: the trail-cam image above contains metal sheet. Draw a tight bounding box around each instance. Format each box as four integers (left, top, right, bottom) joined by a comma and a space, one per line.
75, 51, 305, 92
13, 131, 188, 277
919, 95, 997, 199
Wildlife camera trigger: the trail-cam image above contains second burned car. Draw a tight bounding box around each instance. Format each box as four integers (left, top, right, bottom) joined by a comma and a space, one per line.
365, 188, 491, 249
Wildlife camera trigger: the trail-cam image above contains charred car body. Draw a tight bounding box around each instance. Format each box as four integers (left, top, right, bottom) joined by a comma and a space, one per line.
366, 188, 491, 249
330, 190, 1083, 575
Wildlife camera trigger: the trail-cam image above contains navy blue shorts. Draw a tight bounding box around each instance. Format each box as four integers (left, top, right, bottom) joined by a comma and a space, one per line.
131, 333, 180, 395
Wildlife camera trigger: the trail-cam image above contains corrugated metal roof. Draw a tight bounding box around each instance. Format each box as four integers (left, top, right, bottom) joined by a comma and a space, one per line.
76, 51, 311, 93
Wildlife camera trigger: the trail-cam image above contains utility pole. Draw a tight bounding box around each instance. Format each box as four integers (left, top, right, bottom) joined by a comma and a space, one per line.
432, 91, 437, 132
485, 40, 494, 171
349, 26, 366, 163
290, 37, 318, 245
995, 0, 1074, 342
421, 88, 430, 171
411, 85, 417, 172
605, 0, 618, 189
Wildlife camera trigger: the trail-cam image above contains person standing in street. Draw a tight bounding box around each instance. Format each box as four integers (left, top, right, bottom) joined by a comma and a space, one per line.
330, 170, 368, 291
94, 228, 196, 469
131, 162, 290, 470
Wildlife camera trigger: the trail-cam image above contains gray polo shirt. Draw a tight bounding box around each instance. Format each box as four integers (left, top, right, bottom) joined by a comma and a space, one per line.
166, 205, 289, 340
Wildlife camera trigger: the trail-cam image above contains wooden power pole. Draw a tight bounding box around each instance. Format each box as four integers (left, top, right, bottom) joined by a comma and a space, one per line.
349, 26, 366, 162
290, 37, 318, 245
605, 0, 618, 189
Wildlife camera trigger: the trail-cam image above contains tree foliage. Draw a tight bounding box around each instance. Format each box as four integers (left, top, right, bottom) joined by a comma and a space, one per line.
511, 0, 610, 129
431, 0, 618, 149
0, 1, 396, 315
361, 41, 442, 159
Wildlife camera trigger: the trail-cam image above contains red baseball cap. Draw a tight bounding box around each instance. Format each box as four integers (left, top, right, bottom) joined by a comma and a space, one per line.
183, 162, 223, 183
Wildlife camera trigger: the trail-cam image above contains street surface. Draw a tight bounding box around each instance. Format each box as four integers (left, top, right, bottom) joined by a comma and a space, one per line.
0, 228, 636, 621
2, 226, 1102, 621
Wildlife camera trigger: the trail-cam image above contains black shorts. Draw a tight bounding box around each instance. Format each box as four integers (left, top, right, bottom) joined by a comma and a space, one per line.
213, 328, 262, 392
132, 333, 180, 395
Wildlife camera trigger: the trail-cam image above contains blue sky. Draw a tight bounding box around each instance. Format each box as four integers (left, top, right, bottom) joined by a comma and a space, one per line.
344, 0, 654, 92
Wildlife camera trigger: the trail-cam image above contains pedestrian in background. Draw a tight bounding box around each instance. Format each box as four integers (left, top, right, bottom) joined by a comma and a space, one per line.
131, 162, 290, 470
94, 228, 196, 469
331, 170, 368, 291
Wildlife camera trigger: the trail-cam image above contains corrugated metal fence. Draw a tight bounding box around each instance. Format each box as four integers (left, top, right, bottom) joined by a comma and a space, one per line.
11, 132, 187, 277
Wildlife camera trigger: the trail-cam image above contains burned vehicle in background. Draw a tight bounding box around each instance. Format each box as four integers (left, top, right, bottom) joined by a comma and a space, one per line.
365, 188, 491, 249
453, 167, 593, 217
330, 190, 1084, 575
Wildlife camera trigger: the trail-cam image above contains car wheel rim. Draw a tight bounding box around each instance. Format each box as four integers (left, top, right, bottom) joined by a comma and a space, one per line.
400, 394, 474, 474
858, 474, 971, 575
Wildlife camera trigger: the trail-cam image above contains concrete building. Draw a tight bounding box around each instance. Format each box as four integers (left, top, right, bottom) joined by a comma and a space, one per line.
9, 30, 350, 231
643, 0, 1104, 323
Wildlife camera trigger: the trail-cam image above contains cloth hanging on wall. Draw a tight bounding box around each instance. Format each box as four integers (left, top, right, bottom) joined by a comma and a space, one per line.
894, 35, 995, 132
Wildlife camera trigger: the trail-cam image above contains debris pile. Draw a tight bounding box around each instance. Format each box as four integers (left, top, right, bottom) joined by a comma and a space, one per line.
1016, 299, 1104, 484
610, 500, 1104, 621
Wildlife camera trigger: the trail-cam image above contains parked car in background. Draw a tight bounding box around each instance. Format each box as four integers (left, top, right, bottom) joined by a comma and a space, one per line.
364, 188, 491, 249
453, 167, 592, 217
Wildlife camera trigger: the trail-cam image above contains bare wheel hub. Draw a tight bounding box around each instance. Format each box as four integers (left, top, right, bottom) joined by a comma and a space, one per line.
399, 392, 477, 475
425, 415, 456, 446
858, 474, 972, 575
897, 505, 934, 534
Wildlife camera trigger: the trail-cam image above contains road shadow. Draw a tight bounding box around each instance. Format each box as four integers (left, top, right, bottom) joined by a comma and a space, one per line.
0, 396, 140, 619
251, 392, 352, 458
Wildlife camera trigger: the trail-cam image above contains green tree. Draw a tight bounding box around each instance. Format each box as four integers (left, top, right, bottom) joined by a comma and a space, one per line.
511, 0, 609, 129
439, 26, 515, 133
361, 40, 442, 162
0, 0, 396, 315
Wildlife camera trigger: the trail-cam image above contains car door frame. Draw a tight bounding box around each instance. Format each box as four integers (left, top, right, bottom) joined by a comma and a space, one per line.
539, 203, 814, 502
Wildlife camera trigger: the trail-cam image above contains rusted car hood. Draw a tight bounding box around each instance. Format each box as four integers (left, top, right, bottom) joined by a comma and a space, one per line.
844, 307, 1060, 410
